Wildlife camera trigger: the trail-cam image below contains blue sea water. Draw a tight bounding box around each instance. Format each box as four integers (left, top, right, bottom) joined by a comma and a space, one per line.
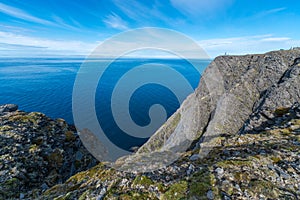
0, 57, 210, 148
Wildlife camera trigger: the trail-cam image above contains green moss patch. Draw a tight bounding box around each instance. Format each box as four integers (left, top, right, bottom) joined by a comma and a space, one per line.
162, 181, 188, 200
188, 169, 218, 199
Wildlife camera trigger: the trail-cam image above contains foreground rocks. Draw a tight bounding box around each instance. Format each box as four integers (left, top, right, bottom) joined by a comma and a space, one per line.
39, 103, 300, 199
0, 106, 97, 199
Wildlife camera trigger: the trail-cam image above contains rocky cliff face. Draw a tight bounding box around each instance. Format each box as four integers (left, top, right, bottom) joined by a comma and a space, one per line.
0, 106, 98, 199
136, 48, 300, 162
1, 48, 300, 199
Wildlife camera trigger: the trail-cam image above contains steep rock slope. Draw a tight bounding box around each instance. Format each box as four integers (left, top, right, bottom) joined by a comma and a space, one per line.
241, 57, 300, 133
135, 48, 300, 163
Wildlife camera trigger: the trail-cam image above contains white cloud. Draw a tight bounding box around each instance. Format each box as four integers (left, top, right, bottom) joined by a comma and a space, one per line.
254, 7, 287, 19
0, 31, 97, 56
1, 30, 299, 58
0, 3, 80, 30
0, 2, 55, 26
112, 0, 148, 22
170, 0, 233, 16
111, 0, 181, 27
260, 37, 290, 42
52, 15, 81, 31
198, 35, 300, 57
264, 7, 286, 14
103, 13, 128, 30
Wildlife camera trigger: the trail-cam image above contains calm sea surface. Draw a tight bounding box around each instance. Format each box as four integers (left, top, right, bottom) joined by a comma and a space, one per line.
0, 57, 210, 148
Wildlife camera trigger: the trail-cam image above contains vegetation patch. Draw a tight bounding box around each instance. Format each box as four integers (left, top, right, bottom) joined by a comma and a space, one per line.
132, 175, 153, 187
274, 107, 290, 116
248, 180, 278, 198
162, 181, 188, 200
188, 169, 219, 199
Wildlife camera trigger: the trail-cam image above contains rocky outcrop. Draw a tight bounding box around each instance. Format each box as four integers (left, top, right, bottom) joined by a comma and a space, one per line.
135, 48, 300, 164
0, 104, 18, 113
39, 103, 300, 200
0, 107, 98, 199
241, 57, 300, 133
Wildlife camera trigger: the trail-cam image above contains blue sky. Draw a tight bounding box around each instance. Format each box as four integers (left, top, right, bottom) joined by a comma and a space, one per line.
0, 0, 300, 57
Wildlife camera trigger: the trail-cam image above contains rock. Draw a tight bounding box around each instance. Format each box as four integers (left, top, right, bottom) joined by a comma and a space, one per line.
189, 154, 200, 161
187, 164, 195, 175
41, 183, 49, 191
267, 164, 275, 170
207, 190, 214, 200
0, 108, 98, 199
19, 193, 25, 199
96, 187, 107, 200
0, 104, 18, 113
136, 48, 300, 163
75, 151, 83, 161
215, 167, 224, 177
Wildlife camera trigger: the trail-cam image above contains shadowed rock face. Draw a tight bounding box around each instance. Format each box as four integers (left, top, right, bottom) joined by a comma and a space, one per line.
241, 58, 300, 133
136, 48, 300, 160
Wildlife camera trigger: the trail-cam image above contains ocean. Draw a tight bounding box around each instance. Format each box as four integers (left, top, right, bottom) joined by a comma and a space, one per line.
0, 58, 210, 148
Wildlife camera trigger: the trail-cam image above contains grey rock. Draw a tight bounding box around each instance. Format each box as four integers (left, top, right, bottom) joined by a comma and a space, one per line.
19, 193, 25, 199
215, 167, 224, 177
207, 190, 214, 200
41, 183, 49, 191
0, 109, 98, 199
75, 151, 83, 161
267, 164, 275, 170
135, 48, 300, 161
96, 187, 107, 200
189, 154, 200, 161
0, 104, 18, 113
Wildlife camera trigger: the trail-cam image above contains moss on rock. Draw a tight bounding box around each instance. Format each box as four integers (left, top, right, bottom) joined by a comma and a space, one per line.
132, 175, 153, 187
162, 181, 188, 200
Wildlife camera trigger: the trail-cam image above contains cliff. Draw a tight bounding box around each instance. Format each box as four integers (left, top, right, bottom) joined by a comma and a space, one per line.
0, 48, 300, 199
115, 48, 300, 172
0, 105, 98, 199
139, 48, 300, 153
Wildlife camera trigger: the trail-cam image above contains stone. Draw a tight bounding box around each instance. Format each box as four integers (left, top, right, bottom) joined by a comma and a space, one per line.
215, 167, 224, 177
189, 154, 200, 161
0, 104, 18, 113
19, 193, 25, 199
0, 108, 98, 199
41, 183, 49, 191
75, 151, 83, 161
207, 190, 214, 200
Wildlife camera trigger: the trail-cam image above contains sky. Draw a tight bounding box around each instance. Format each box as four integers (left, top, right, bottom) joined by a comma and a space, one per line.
0, 0, 300, 58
